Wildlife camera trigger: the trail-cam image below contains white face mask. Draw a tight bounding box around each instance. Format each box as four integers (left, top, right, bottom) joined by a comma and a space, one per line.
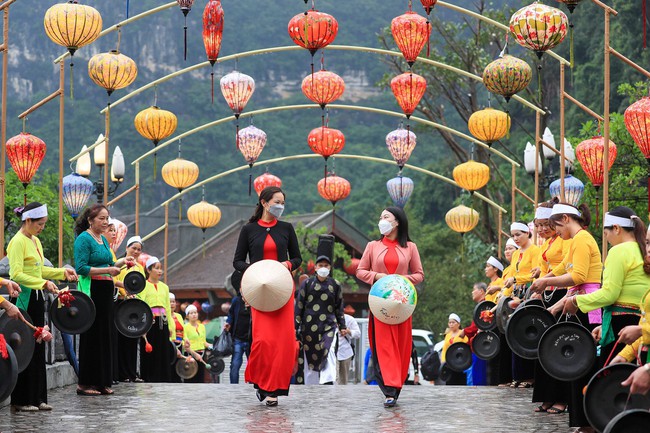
378, 219, 394, 235
269, 204, 284, 218
316, 267, 330, 278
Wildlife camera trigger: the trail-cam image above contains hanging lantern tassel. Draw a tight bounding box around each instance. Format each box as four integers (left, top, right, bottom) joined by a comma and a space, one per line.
69, 60, 74, 100
595, 188, 600, 228
426, 19, 431, 58
211, 67, 215, 104
178, 196, 183, 221
153, 147, 158, 180
202, 229, 207, 258
184, 15, 188, 61
235, 120, 240, 150
644, 0, 647, 49
537, 63, 543, 102
22, 183, 28, 206
126, 0, 130, 19
646, 158, 650, 221
248, 164, 253, 196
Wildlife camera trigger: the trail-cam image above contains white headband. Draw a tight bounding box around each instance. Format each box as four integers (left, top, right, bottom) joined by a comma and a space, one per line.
449, 313, 461, 324
487, 256, 504, 272
506, 238, 519, 249
535, 207, 553, 220
145, 256, 159, 269
185, 304, 197, 315
604, 213, 635, 228
22, 204, 47, 221
169, 293, 176, 300
511, 222, 530, 233
551, 204, 581, 217
108, 217, 117, 226
126, 236, 143, 247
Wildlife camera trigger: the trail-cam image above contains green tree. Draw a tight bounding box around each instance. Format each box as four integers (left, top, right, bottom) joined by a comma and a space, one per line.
4, 171, 76, 264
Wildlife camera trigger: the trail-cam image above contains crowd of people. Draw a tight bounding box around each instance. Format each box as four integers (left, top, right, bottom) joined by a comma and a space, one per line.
2, 190, 650, 433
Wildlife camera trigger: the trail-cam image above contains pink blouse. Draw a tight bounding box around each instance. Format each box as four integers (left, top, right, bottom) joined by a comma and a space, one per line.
356, 240, 424, 286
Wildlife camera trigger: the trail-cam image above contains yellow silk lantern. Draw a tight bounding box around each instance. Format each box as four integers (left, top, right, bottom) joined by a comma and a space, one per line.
44, 1, 102, 56
187, 199, 222, 257
467, 108, 510, 146
162, 157, 199, 220
452, 160, 490, 193
88, 50, 138, 96
134, 106, 178, 177
445, 205, 479, 234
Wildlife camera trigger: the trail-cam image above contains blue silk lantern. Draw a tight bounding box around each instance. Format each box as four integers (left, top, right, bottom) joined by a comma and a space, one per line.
386, 176, 414, 208
62, 172, 94, 217
549, 174, 584, 207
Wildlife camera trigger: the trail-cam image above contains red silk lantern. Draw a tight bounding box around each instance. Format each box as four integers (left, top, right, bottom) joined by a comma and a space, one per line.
575, 136, 617, 189
301, 69, 345, 109
6, 132, 47, 203
307, 126, 345, 159
288, 9, 338, 56
318, 174, 351, 206
420, 0, 437, 15
391, 10, 429, 66
254, 172, 282, 196
202, 0, 224, 102
386, 126, 417, 170
390, 72, 427, 118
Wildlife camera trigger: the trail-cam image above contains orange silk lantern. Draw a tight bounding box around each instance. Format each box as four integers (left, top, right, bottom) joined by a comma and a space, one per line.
134, 105, 178, 177
6, 132, 47, 204
624, 96, 650, 216
575, 136, 617, 190
390, 72, 427, 119
453, 160, 490, 193
391, 9, 429, 66
467, 107, 510, 146
202, 0, 224, 102
307, 126, 345, 160
318, 174, 351, 206
301, 69, 345, 109
87, 50, 138, 97
254, 172, 282, 196
445, 205, 479, 235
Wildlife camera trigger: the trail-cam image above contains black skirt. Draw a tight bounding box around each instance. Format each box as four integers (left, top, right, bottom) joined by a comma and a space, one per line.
184, 352, 206, 383
78, 279, 114, 389
11, 290, 47, 406
115, 300, 138, 382
533, 289, 570, 403
140, 316, 172, 383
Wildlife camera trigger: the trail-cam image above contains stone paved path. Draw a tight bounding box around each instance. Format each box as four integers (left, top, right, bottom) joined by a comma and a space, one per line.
0, 383, 572, 433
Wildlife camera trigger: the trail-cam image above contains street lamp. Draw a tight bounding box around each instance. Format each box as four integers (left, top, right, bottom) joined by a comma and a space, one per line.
76, 135, 125, 203
524, 128, 576, 189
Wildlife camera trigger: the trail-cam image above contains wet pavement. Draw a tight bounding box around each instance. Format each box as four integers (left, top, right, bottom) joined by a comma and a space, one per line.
0, 383, 571, 432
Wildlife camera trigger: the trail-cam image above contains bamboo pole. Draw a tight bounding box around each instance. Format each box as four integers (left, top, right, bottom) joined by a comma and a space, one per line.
164, 203, 169, 284
58, 61, 64, 266
104, 105, 110, 204
68, 136, 106, 162
106, 184, 136, 206
498, 211, 503, 259
0, 6, 8, 256
534, 112, 541, 209
0, 0, 18, 12
563, 92, 604, 122
511, 165, 516, 223
131, 104, 520, 167
602, 10, 611, 261
560, 63, 566, 202
608, 48, 650, 79
135, 162, 140, 234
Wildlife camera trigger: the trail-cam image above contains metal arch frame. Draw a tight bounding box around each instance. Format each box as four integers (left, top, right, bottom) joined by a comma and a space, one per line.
145, 153, 508, 281
100, 44, 546, 115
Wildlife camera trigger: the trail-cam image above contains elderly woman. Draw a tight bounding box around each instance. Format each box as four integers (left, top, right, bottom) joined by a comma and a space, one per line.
8, 202, 78, 410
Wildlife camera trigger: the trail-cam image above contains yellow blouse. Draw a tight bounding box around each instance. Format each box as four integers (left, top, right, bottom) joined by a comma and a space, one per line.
441, 331, 469, 363
485, 277, 503, 303
552, 229, 602, 284
137, 280, 175, 338
617, 288, 650, 361
537, 235, 566, 276
115, 262, 145, 297
510, 244, 540, 285
184, 321, 207, 352
501, 264, 514, 297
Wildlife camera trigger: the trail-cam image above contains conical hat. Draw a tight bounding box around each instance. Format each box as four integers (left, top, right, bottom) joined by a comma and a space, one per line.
368, 274, 417, 325
241, 260, 293, 312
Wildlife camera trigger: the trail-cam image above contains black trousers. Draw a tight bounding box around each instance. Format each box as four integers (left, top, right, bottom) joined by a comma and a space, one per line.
11, 290, 47, 406
78, 279, 114, 389
140, 316, 172, 383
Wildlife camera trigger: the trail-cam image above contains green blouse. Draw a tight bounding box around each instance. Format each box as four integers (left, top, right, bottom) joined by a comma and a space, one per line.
74, 231, 115, 295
